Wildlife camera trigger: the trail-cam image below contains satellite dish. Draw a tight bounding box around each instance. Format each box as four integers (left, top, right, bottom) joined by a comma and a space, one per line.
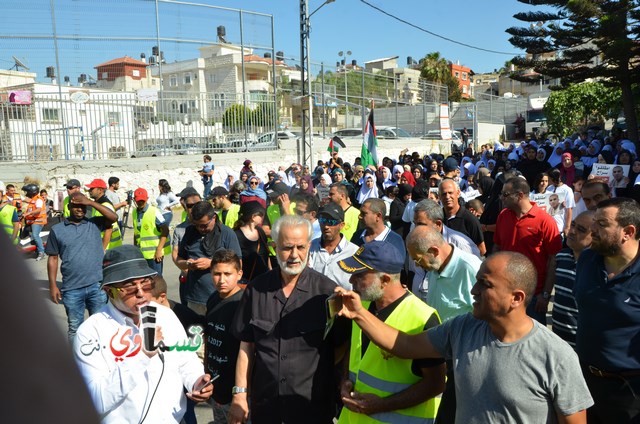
11, 56, 30, 71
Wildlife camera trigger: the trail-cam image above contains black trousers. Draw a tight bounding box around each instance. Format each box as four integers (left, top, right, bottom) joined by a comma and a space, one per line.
436, 360, 456, 424
582, 366, 640, 423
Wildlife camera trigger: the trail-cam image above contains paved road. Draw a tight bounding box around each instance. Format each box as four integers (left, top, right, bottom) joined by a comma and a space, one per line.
23, 217, 215, 424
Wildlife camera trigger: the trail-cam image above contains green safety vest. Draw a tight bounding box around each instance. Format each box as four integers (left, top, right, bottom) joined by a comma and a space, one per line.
63, 196, 71, 218
181, 209, 188, 223
132, 206, 171, 259
338, 294, 441, 424
92, 200, 123, 250
266, 202, 296, 256
0, 204, 18, 245
217, 203, 240, 229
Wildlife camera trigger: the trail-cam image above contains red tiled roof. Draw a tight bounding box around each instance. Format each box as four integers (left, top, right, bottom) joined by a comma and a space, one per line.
243, 55, 285, 66
94, 56, 148, 68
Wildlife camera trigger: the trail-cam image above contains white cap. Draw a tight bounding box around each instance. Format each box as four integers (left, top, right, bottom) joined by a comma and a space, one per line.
0, 181, 5, 193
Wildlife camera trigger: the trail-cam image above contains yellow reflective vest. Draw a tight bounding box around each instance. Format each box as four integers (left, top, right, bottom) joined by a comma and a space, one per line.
217, 203, 240, 229
92, 200, 123, 250
132, 206, 171, 259
338, 294, 441, 424
0, 204, 18, 244
63, 196, 71, 218
266, 202, 296, 256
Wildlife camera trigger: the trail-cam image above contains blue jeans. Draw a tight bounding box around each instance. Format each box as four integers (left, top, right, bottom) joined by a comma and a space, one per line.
62, 283, 107, 341
31, 224, 45, 254
203, 180, 212, 199
146, 258, 164, 276
526, 295, 547, 325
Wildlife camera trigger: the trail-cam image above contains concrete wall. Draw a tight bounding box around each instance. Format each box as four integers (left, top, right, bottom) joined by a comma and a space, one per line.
0, 137, 450, 202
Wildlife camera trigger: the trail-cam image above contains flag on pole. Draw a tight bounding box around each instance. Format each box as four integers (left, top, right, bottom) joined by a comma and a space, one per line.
361, 108, 378, 168
327, 136, 346, 153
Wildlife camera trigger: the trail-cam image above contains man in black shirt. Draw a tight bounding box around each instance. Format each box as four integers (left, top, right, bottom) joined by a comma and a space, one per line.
439, 179, 485, 256
229, 215, 348, 424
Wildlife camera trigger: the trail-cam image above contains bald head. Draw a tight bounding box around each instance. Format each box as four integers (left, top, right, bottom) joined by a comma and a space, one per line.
406, 225, 447, 254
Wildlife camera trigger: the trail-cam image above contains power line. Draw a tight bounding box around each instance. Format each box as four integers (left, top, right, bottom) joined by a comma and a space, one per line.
359, 0, 519, 56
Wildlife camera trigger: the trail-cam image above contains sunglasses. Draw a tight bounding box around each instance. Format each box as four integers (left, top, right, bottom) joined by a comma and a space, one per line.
185, 203, 198, 209
113, 277, 155, 296
250, 181, 259, 185
318, 217, 340, 226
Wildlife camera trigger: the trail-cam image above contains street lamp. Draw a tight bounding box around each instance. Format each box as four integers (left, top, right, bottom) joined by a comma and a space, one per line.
338, 50, 351, 128
299, 0, 335, 166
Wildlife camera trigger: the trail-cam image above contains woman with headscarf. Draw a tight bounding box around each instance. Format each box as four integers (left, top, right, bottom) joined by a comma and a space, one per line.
412, 165, 425, 183
392, 164, 404, 184
389, 183, 412, 236
316, 173, 332, 206
234, 201, 270, 282
476, 175, 494, 205
239, 176, 267, 208
400, 170, 417, 187
559, 152, 581, 187
536, 148, 552, 171
376, 166, 396, 193
581, 140, 601, 173
298, 175, 315, 196
547, 143, 564, 168
356, 170, 379, 206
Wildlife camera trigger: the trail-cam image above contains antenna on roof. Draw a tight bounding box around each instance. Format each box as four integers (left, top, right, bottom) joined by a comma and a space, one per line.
11, 56, 30, 71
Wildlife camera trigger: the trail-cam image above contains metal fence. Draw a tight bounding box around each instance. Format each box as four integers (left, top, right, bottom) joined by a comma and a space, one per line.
0, 0, 451, 162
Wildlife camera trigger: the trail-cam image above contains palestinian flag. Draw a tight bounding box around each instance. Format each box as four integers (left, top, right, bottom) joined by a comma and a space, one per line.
327, 136, 346, 153
361, 109, 378, 168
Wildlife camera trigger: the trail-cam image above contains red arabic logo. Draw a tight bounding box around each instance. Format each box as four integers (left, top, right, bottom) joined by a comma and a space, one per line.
109, 328, 142, 362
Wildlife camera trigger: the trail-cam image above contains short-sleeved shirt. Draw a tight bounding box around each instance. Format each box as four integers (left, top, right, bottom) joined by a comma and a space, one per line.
426, 245, 482, 322
179, 223, 242, 305
231, 267, 347, 424
574, 248, 640, 372
104, 190, 123, 220
205, 289, 243, 405
308, 234, 359, 289
202, 162, 214, 183
352, 226, 407, 261
494, 203, 562, 293
444, 206, 484, 246
45, 217, 107, 291
551, 248, 579, 348
428, 313, 594, 423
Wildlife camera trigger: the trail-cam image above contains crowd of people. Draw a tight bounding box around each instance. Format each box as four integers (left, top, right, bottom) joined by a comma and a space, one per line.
2, 128, 640, 423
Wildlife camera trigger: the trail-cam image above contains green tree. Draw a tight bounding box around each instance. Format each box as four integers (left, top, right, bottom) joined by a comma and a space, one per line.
252, 101, 276, 127
222, 104, 249, 128
418, 52, 462, 102
544, 82, 622, 136
506, 0, 640, 143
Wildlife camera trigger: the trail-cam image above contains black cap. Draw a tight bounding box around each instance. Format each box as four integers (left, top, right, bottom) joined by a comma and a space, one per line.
66, 179, 81, 189
338, 241, 405, 275
443, 157, 459, 173
266, 181, 289, 199
177, 186, 200, 198
319, 203, 344, 222
209, 186, 229, 198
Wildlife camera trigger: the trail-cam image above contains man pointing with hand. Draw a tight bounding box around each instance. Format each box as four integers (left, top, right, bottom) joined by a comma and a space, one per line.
335, 251, 593, 424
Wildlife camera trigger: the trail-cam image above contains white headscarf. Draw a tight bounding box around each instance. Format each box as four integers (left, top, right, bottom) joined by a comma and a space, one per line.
379, 166, 396, 189
547, 144, 564, 167
356, 171, 379, 204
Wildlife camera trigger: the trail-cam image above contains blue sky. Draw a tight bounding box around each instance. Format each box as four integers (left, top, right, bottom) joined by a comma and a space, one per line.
1, 0, 538, 82
229, 0, 531, 73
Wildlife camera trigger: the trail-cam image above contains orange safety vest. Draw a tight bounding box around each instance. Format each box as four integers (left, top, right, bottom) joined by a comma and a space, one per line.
25, 195, 47, 226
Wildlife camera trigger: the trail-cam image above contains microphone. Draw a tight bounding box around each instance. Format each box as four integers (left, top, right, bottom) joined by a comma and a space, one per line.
140, 304, 157, 352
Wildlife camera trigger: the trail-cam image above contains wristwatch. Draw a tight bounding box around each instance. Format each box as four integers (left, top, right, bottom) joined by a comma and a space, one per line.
232, 386, 248, 395
541, 291, 551, 300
